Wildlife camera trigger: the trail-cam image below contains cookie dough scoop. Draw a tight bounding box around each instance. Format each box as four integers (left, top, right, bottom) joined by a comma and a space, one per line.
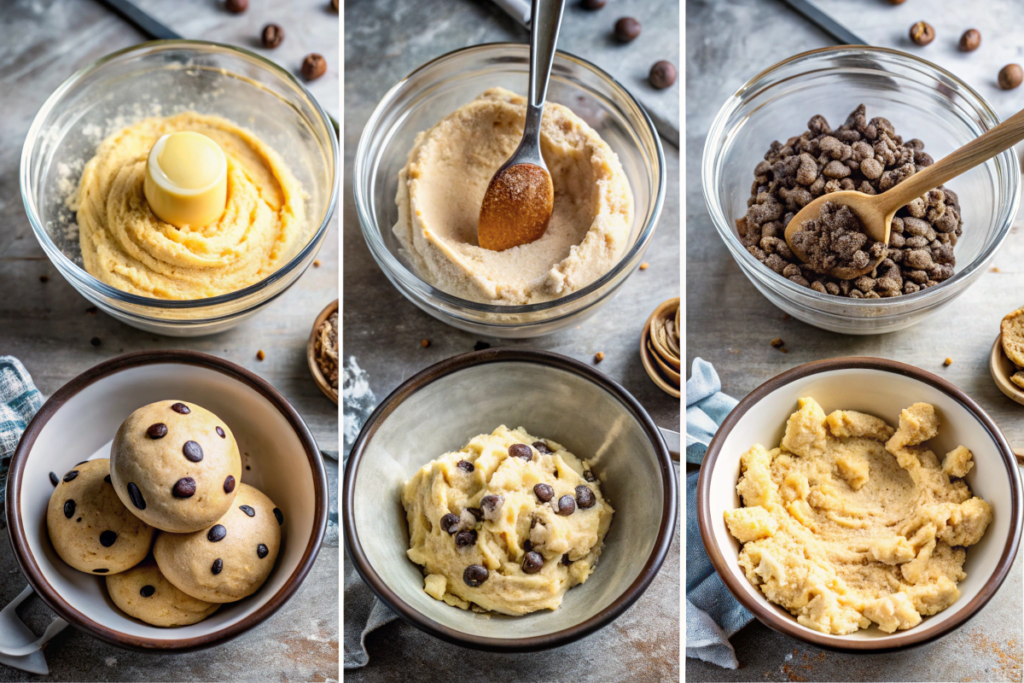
477, 0, 566, 252
110, 400, 242, 533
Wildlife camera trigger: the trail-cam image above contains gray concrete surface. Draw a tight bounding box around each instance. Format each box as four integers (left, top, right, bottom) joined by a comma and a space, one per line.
686, 0, 1023, 680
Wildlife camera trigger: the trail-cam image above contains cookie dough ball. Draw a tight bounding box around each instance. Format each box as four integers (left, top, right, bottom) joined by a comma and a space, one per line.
106, 557, 219, 627
154, 484, 282, 603
1002, 309, 1024, 368
111, 401, 242, 533
46, 459, 155, 575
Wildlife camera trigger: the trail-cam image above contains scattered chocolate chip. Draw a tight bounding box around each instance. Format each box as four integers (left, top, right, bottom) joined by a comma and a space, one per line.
302, 53, 327, 81
261, 23, 284, 49
212, 558, 223, 575
273, 507, 284, 525
216, 426, 226, 438
64, 500, 75, 518
474, 341, 490, 351
584, 469, 596, 483
63, 470, 79, 483
456, 460, 475, 473
257, 543, 269, 559
256, 350, 266, 361
959, 29, 981, 52
183, 441, 204, 462
223, 475, 236, 493
90, 337, 101, 347
147, 423, 168, 439
49, 472, 59, 487
104, 475, 111, 484
614, 17, 641, 42
575, 485, 596, 509
440, 513, 461, 534
99, 530, 117, 547
466, 507, 484, 521
583, 0, 605, 8
208, 524, 227, 542
480, 494, 504, 521
93, 568, 109, 573
240, 504, 256, 517
910, 21, 935, 46
173, 477, 197, 498
170, 403, 191, 415
594, 351, 605, 363
556, 495, 576, 516
534, 483, 554, 502
532, 441, 552, 454
225, 0, 247, 12
562, 553, 573, 566
522, 539, 532, 552
650, 60, 677, 89
999, 64, 1023, 90
522, 551, 544, 574
140, 585, 155, 597
509, 444, 533, 460
455, 530, 478, 548
127, 482, 146, 510
463, 564, 488, 587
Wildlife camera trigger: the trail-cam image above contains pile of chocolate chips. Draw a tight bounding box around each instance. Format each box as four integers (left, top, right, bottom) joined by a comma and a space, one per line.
737, 104, 963, 298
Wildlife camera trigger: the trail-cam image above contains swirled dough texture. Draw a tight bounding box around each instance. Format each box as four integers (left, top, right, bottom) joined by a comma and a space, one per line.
402, 426, 614, 615
72, 112, 305, 299
725, 398, 992, 635
393, 88, 633, 305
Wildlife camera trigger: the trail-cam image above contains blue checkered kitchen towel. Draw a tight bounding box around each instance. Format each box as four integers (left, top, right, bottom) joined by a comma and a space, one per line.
686, 358, 752, 669
0, 358, 44, 524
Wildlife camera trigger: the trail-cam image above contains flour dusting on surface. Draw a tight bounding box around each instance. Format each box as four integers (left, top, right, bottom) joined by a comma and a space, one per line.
343, 357, 377, 458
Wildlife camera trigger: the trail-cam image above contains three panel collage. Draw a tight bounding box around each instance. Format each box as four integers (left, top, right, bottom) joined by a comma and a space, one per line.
0, 0, 1022, 681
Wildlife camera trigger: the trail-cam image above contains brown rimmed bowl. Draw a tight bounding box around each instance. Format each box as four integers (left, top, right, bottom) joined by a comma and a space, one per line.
307, 298, 339, 405
698, 357, 1022, 652
343, 348, 677, 651
6, 351, 329, 652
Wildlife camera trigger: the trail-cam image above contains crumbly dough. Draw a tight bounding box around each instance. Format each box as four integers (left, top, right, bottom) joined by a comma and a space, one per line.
106, 556, 219, 627
72, 112, 306, 299
153, 483, 282, 603
1001, 309, 1024, 368
47, 459, 155, 575
725, 398, 992, 635
110, 400, 242, 534
401, 426, 614, 615
393, 88, 633, 305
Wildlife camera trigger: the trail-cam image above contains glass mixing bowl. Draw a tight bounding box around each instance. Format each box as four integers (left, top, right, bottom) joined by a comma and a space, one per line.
20, 41, 339, 337
703, 47, 1020, 335
354, 43, 665, 338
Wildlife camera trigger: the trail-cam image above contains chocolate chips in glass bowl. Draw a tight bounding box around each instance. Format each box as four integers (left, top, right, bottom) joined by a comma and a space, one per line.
737, 104, 963, 298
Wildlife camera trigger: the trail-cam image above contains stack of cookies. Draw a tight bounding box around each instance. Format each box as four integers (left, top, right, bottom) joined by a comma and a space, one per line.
46, 400, 283, 627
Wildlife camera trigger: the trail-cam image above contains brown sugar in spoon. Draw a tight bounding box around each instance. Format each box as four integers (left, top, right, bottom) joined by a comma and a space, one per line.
478, 0, 566, 252
785, 107, 1024, 280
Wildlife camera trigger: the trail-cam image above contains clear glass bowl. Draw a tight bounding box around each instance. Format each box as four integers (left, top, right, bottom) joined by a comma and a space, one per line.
353, 43, 665, 338
702, 47, 1020, 335
20, 41, 339, 337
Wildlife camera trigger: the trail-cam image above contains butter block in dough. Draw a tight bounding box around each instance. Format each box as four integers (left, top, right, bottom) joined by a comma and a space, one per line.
106, 557, 219, 627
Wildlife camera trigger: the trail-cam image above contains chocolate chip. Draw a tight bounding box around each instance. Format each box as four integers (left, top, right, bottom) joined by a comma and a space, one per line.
584, 469, 596, 482
93, 568, 109, 573
273, 507, 284, 525
90, 337, 101, 347
522, 539, 532, 552
615, 17, 641, 42
76, 517, 81, 522
257, 543, 269, 559
532, 441, 552, 454
239, 505, 255, 517
649, 60, 677, 89
104, 475, 111, 484
216, 426, 226, 438
556, 495, 576, 516
183, 441, 203, 462
562, 553, 573, 566
147, 423, 168, 439
75, 460, 88, 466
172, 477, 197, 498
170, 403, 191, 414
533, 483, 554, 502
208, 524, 227, 542
63, 470, 79, 483
99, 530, 117, 547
575, 485, 596, 509
223, 475, 236, 493
480, 494, 504, 521
212, 558, 223, 575
140, 585, 155, 597
49, 472, 59, 487
463, 564, 488, 587
63, 500, 75, 518
909, 21, 935, 47
455, 530, 478, 548
440, 513, 461, 534
261, 23, 284, 49
302, 53, 327, 81
508, 444, 533, 460
959, 28, 981, 52
466, 507, 483, 521
226, 0, 247, 12
522, 551, 544, 574
456, 460, 474, 473
127, 482, 146, 510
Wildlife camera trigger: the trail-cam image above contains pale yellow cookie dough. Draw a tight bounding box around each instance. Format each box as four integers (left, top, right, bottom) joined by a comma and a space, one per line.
1001, 308, 1024, 368
110, 400, 242, 534
401, 426, 614, 616
71, 112, 306, 299
47, 459, 155, 575
153, 483, 282, 603
724, 398, 992, 635
106, 557, 219, 627
393, 88, 634, 305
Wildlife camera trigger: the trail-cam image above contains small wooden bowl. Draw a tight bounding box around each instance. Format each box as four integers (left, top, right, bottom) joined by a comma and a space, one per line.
307, 299, 339, 405
990, 333, 1024, 407
640, 297, 680, 399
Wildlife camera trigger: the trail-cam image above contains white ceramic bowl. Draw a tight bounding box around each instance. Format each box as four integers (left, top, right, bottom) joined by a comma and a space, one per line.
698, 358, 1022, 652
6, 351, 328, 651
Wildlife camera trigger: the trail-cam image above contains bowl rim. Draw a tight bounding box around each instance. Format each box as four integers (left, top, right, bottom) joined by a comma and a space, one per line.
5, 350, 329, 653
701, 45, 1021, 311
353, 41, 666, 319
697, 356, 1023, 653
19, 39, 340, 311
342, 347, 679, 652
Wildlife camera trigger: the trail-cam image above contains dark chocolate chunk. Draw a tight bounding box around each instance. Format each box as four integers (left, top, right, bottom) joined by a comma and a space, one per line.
463, 564, 489, 587
456, 460, 475, 473
182, 441, 203, 462
257, 543, 269, 559
172, 477, 197, 498
216, 426, 226, 438
49, 472, 59, 487
575, 485, 596, 509
223, 475, 236, 493
170, 402, 191, 414
239, 505, 256, 517
140, 585, 155, 597
212, 558, 223, 575
440, 513, 461, 534
127, 482, 146, 510
556, 495, 576, 516
273, 507, 284, 525
508, 444, 533, 460
533, 483, 554, 502
208, 524, 227, 542
455, 530, 478, 548
93, 568, 109, 573
63, 500, 75, 518
147, 423, 168, 439
63, 470, 79, 483
99, 530, 117, 547
532, 441, 553, 454
522, 551, 544, 574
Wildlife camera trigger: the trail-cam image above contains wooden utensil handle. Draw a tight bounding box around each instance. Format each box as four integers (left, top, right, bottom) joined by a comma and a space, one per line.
880, 106, 1024, 214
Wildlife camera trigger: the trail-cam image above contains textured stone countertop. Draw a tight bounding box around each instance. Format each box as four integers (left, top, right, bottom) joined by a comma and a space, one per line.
0, 1, 339, 680
686, 0, 1023, 681
343, 0, 680, 680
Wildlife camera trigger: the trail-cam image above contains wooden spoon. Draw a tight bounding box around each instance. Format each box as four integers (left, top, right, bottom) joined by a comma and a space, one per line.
478, 0, 565, 252
785, 107, 1024, 280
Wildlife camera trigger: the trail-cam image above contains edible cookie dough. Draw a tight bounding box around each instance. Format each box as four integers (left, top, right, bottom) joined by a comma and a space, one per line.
111, 400, 242, 534
153, 483, 282, 603
401, 426, 614, 615
725, 398, 992, 635
393, 88, 633, 305
71, 112, 306, 299
106, 557, 219, 627
47, 459, 155, 575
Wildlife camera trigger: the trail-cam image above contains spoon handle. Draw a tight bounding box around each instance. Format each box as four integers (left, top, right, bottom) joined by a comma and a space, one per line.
523, 0, 566, 138
879, 106, 1024, 215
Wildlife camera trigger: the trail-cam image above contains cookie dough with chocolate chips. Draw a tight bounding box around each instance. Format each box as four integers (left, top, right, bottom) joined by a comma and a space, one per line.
110, 400, 242, 533
47, 459, 155, 575
106, 556, 219, 627
153, 483, 282, 603
401, 426, 614, 615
